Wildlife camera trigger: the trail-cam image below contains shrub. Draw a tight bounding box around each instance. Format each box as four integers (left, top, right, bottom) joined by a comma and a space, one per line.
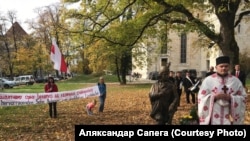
179, 105, 199, 125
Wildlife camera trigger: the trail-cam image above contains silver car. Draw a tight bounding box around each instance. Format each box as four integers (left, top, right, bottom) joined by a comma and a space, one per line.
0, 78, 16, 88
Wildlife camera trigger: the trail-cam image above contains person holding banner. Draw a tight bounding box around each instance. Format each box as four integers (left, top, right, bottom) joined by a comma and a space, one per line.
44, 77, 58, 118
97, 77, 106, 113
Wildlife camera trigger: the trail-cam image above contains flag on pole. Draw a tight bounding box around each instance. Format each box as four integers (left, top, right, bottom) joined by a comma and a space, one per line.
50, 38, 68, 73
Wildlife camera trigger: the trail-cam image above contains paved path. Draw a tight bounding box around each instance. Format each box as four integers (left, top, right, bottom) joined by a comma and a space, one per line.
127, 78, 156, 84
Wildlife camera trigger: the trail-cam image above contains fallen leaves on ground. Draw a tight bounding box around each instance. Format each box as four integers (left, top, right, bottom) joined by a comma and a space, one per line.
0, 83, 249, 140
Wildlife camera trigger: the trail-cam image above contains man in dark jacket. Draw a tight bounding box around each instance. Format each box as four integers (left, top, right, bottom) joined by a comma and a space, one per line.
175, 71, 183, 106
205, 66, 216, 77
231, 64, 246, 87
182, 71, 196, 104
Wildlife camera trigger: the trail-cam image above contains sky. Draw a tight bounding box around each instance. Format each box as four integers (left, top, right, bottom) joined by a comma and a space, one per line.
0, 0, 61, 33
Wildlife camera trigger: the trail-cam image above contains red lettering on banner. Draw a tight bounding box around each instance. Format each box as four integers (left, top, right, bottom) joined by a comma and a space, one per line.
13, 95, 22, 99
25, 95, 35, 99
0, 86, 99, 107
77, 88, 93, 95
38, 95, 52, 99
61, 92, 75, 97
0, 95, 22, 99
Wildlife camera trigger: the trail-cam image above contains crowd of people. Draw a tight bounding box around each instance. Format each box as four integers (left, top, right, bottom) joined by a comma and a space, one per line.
43, 55, 247, 125
149, 55, 247, 125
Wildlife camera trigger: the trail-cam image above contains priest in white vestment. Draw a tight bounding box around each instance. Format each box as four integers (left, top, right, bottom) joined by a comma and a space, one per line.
198, 56, 247, 125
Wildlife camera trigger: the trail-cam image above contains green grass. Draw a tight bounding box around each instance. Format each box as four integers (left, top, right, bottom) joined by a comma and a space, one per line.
1, 74, 119, 93
0, 81, 155, 140
3, 74, 249, 93
2, 83, 88, 93
0, 74, 151, 120
246, 79, 250, 85
65, 74, 119, 83
0, 74, 249, 140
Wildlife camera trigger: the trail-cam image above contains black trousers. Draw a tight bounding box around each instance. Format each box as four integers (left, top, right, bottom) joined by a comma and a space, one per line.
177, 89, 182, 106
185, 91, 195, 104
49, 102, 57, 118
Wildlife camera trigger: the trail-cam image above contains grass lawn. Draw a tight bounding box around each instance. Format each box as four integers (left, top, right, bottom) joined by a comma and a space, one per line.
0, 74, 249, 140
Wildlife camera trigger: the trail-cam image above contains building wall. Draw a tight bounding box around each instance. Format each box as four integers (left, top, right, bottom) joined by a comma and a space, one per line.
235, 15, 250, 54
132, 31, 209, 79
132, 10, 250, 79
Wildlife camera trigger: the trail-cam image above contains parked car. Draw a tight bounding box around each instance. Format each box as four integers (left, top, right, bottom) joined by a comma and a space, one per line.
13, 77, 22, 86
14, 75, 35, 85
0, 78, 16, 88
34, 77, 46, 83
0, 79, 3, 90
148, 71, 159, 80
43, 75, 62, 83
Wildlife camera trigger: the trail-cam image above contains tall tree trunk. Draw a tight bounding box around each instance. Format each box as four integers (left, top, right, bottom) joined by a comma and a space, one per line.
120, 51, 132, 85
120, 55, 127, 85
215, 1, 240, 71
218, 36, 239, 71
3, 41, 14, 78
115, 57, 122, 83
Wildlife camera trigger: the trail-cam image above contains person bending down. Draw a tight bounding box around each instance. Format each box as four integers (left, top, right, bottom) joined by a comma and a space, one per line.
86, 99, 97, 115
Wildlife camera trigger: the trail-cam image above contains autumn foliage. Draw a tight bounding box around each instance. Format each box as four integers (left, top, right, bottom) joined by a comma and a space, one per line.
0, 83, 249, 140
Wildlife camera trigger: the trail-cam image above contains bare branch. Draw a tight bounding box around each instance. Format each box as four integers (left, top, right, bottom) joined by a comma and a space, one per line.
234, 10, 250, 27
154, 0, 219, 42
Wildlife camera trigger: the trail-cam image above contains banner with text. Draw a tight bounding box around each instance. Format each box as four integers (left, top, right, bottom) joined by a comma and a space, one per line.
0, 86, 100, 106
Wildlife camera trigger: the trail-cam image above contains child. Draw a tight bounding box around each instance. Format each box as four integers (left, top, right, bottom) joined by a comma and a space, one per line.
86, 99, 97, 115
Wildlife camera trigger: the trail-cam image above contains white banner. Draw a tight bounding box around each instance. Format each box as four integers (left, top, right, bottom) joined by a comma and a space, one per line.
0, 86, 100, 106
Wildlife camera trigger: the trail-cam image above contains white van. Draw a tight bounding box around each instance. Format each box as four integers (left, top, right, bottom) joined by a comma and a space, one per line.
15, 75, 35, 85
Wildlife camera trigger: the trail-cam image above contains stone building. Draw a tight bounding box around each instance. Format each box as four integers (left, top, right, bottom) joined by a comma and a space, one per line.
132, 10, 250, 80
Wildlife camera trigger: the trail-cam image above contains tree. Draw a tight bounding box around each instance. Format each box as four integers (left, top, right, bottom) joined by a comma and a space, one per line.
149, 0, 250, 67
239, 49, 250, 77
63, 0, 250, 80
63, 0, 146, 84
28, 3, 72, 77
0, 11, 29, 78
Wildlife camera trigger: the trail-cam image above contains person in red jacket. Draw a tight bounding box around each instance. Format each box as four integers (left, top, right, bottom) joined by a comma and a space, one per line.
86, 99, 97, 115
44, 77, 58, 118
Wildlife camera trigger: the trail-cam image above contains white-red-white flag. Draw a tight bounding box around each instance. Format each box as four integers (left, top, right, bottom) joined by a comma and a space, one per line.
50, 38, 68, 73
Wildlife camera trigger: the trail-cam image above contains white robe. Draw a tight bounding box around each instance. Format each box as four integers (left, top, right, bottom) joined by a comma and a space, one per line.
198, 73, 247, 125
